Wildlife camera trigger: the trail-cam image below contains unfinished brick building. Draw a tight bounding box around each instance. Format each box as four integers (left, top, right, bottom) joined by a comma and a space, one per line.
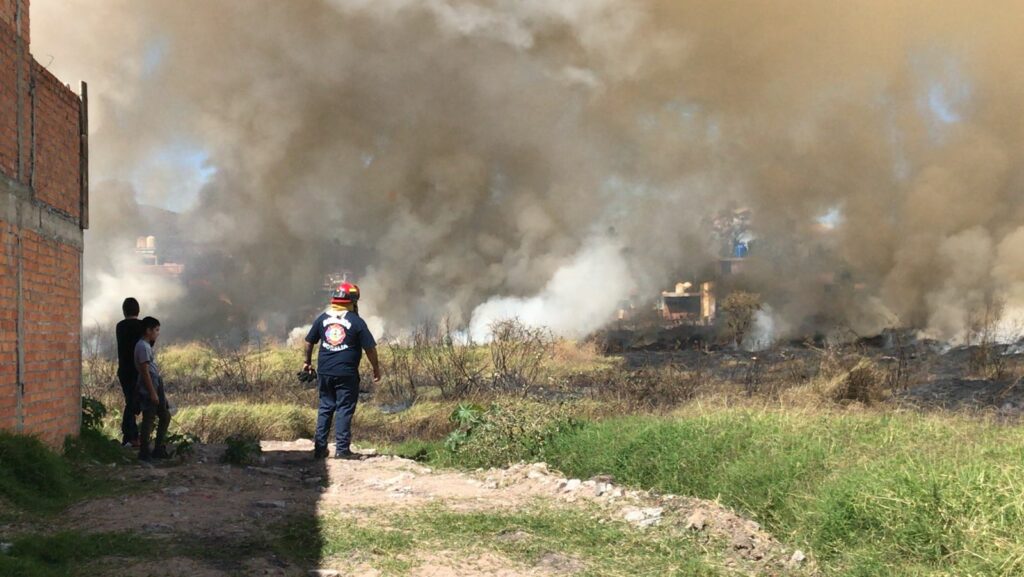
0, 0, 88, 445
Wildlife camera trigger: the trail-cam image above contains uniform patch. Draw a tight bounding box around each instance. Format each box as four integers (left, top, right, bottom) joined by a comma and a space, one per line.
324, 323, 347, 347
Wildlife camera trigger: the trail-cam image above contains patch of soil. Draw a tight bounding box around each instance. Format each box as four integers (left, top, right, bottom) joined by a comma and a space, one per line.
51, 441, 813, 576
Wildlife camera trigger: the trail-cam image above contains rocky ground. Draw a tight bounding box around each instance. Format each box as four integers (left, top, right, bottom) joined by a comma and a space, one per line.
19, 441, 816, 576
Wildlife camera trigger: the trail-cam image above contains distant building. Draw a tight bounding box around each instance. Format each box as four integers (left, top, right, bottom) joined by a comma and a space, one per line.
660, 282, 716, 326
132, 235, 185, 278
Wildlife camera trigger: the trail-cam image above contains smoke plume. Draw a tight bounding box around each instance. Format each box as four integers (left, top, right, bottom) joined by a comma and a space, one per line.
32, 0, 1024, 342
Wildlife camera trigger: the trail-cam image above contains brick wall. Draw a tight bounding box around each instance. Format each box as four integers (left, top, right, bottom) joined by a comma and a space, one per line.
32, 64, 81, 218
0, 0, 28, 45
0, 221, 18, 431
0, 0, 87, 447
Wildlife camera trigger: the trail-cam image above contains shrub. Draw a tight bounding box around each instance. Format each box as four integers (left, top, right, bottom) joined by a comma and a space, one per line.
222, 433, 262, 465
488, 319, 552, 397
377, 343, 418, 407
413, 322, 486, 399
720, 291, 762, 346
441, 401, 578, 468
165, 432, 200, 459
64, 397, 129, 464
80, 397, 108, 432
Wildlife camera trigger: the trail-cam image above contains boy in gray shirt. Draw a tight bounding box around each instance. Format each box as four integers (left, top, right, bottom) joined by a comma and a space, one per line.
135, 316, 171, 461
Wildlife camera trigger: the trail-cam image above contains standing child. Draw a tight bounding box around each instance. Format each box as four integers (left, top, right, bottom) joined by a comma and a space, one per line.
135, 316, 171, 461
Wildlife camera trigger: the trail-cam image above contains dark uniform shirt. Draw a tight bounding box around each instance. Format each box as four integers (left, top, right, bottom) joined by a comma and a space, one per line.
116, 318, 143, 381
305, 310, 376, 377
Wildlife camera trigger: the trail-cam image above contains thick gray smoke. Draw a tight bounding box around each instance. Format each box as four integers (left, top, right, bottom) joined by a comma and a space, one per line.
33, 0, 1024, 342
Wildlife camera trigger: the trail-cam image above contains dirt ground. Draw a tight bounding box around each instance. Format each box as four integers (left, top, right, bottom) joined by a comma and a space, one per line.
42, 441, 813, 576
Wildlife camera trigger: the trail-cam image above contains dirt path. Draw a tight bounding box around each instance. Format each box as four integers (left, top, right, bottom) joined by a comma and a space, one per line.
57, 441, 814, 576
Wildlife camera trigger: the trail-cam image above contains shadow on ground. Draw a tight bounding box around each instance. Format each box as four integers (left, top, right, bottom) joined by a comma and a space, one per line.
56, 441, 330, 576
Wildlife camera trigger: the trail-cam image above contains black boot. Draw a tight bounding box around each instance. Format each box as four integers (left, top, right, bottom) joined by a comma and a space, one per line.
152, 446, 172, 460
333, 450, 362, 461
313, 445, 329, 460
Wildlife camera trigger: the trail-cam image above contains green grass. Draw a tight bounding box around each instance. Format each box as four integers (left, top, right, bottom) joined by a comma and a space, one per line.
0, 531, 155, 577
531, 409, 1024, 577
0, 432, 127, 515
274, 513, 414, 574
62, 428, 135, 465
278, 505, 722, 576
405, 505, 722, 577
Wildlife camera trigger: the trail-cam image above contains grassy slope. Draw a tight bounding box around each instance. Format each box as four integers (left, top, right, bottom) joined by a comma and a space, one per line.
536, 409, 1024, 577
0, 431, 129, 517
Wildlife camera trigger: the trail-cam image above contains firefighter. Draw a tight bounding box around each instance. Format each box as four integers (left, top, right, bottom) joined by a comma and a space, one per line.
302, 282, 381, 460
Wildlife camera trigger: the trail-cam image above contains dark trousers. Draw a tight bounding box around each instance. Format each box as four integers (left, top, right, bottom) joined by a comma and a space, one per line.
117, 372, 139, 444
315, 374, 360, 453
139, 393, 170, 456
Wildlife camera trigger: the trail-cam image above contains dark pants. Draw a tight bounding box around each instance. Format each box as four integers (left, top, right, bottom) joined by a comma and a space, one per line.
117, 371, 139, 444
315, 374, 360, 453
139, 392, 170, 457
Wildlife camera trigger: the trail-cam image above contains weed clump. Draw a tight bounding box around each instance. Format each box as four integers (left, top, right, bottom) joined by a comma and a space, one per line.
833, 360, 886, 404
222, 433, 262, 465
63, 397, 132, 464
441, 401, 577, 468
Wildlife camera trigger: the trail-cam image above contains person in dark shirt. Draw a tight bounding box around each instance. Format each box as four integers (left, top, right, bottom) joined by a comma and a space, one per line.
115, 297, 143, 447
303, 282, 381, 460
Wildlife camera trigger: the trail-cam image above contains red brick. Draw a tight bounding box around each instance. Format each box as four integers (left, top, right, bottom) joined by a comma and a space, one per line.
0, 2, 84, 446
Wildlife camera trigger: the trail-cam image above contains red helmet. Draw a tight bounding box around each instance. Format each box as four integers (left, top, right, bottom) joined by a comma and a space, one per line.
331, 282, 360, 304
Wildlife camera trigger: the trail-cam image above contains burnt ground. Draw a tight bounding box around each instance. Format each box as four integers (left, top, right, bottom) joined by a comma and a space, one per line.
594, 327, 1024, 413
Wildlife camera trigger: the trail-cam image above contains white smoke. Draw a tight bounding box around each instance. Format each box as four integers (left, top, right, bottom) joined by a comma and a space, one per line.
81, 253, 185, 327
469, 238, 632, 340
286, 326, 308, 348
741, 305, 784, 352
